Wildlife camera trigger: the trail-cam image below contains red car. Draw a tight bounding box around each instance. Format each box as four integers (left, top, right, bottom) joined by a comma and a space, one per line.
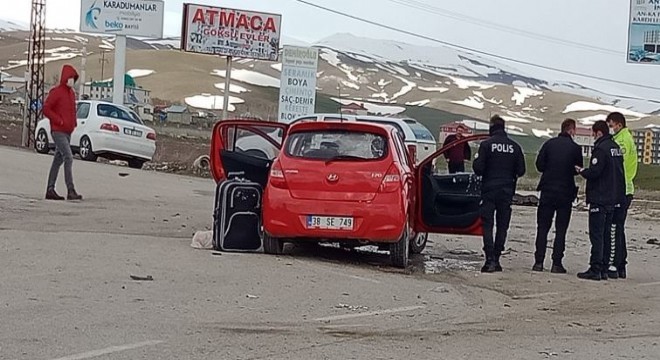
211, 120, 487, 268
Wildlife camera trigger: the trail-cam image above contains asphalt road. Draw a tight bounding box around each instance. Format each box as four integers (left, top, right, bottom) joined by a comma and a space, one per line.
1, 146, 659, 360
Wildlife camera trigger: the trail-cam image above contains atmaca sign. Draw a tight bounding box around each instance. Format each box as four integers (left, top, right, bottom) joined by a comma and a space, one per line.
181, 3, 282, 61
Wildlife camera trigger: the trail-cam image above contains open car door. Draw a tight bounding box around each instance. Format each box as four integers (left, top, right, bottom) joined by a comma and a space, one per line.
413, 134, 490, 236
210, 120, 289, 186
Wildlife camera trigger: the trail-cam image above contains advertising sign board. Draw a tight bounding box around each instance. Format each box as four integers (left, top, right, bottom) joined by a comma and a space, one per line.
278, 46, 319, 123
181, 3, 282, 61
80, 0, 164, 38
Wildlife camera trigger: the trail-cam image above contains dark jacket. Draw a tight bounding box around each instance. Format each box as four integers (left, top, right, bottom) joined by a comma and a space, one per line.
443, 134, 471, 163
535, 132, 583, 202
44, 64, 78, 134
473, 126, 526, 196
579, 134, 626, 207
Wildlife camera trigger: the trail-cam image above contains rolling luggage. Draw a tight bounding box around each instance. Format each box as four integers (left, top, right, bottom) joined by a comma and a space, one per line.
213, 176, 263, 252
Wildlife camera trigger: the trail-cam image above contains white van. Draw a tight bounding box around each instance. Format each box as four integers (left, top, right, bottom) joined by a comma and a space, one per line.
291, 114, 437, 164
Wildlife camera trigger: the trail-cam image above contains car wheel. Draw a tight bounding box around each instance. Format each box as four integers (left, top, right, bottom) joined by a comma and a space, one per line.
35, 129, 50, 154
128, 159, 145, 169
79, 136, 97, 162
390, 221, 410, 268
263, 233, 284, 255
410, 232, 428, 255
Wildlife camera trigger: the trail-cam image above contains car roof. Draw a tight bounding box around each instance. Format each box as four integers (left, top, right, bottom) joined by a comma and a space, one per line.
288, 119, 394, 136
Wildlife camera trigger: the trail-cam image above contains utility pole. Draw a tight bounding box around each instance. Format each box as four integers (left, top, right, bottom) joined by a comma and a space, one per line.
79, 39, 87, 99
99, 50, 109, 80
22, 0, 46, 148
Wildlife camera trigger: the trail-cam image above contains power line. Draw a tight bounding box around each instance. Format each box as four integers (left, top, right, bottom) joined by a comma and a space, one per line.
386, 0, 620, 55
295, 0, 660, 92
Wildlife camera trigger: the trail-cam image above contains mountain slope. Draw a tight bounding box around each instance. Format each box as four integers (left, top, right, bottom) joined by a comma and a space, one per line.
1, 29, 659, 140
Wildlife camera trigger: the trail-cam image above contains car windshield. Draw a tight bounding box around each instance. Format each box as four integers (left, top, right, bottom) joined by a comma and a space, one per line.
404, 120, 435, 141
97, 103, 143, 125
285, 130, 387, 161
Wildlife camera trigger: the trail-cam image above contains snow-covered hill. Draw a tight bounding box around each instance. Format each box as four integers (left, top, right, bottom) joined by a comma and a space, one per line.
1, 27, 659, 137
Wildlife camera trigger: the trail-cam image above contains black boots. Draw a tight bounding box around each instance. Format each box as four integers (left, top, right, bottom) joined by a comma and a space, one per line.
67, 190, 83, 201
618, 266, 627, 279
45, 188, 65, 200
481, 255, 502, 273
532, 262, 544, 272
551, 263, 568, 274
577, 267, 603, 281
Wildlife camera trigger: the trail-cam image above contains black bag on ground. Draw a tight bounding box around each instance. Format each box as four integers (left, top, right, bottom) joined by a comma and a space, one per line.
213, 176, 263, 252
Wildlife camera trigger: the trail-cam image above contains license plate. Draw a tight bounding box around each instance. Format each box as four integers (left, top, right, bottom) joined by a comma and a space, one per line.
307, 216, 354, 230
124, 128, 143, 137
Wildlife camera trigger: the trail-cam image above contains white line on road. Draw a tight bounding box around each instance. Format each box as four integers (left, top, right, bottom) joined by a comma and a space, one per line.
314, 305, 425, 322
49, 340, 164, 360
638, 281, 660, 287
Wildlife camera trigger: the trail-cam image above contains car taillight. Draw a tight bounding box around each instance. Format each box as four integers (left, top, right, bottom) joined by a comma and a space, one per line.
379, 165, 401, 193
100, 123, 119, 132
407, 144, 417, 164
269, 161, 288, 189
147, 132, 156, 140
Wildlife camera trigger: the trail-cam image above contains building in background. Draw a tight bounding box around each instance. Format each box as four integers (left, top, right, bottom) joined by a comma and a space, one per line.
163, 105, 192, 125
83, 74, 153, 121
340, 102, 368, 115
633, 126, 660, 165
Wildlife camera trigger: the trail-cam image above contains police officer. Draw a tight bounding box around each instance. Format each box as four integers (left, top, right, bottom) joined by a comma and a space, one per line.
533, 119, 583, 273
473, 115, 526, 273
576, 120, 625, 281
607, 112, 638, 279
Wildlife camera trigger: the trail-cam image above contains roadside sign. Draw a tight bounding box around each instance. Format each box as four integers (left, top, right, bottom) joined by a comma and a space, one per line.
278, 46, 319, 123
628, 0, 660, 64
79, 0, 164, 38
181, 3, 282, 61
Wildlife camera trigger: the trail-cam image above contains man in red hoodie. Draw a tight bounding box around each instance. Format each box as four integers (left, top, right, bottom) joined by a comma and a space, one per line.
44, 64, 83, 200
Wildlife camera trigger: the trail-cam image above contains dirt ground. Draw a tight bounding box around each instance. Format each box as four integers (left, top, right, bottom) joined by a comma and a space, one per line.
1, 146, 659, 359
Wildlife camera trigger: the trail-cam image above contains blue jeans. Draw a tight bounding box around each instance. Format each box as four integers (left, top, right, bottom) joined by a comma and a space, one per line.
47, 131, 75, 192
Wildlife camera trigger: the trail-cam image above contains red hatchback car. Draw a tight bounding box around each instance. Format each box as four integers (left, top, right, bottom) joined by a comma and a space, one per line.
211, 120, 487, 268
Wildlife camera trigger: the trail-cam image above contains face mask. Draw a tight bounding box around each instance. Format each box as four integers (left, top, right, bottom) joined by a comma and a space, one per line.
66, 78, 75, 88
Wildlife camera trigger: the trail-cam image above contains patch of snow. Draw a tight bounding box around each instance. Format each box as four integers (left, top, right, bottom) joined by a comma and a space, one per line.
126, 69, 154, 78
377, 79, 392, 87
46, 37, 79, 44
236, 58, 253, 64
507, 125, 525, 133
270, 63, 283, 72
345, 52, 374, 63
460, 119, 490, 131
645, 124, 660, 129
501, 116, 532, 124
419, 86, 449, 93
371, 92, 389, 100
563, 101, 648, 119
101, 39, 115, 50
319, 48, 341, 67
451, 97, 484, 110
144, 38, 181, 48
214, 83, 250, 94
512, 86, 543, 106
507, 128, 528, 136
375, 63, 397, 75
415, 72, 422, 78
389, 64, 410, 76
406, 99, 431, 107
44, 46, 74, 54
6, 52, 79, 70
0, 19, 28, 31
331, 97, 405, 115
340, 80, 360, 90
391, 76, 416, 100
185, 94, 244, 111
577, 114, 607, 125
505, 110, 544, 122
532, 128, 554, 138
473, 91, 502, 105
212, 69, 280, 88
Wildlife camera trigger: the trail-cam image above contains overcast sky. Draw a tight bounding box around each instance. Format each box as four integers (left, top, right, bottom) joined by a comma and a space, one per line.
5, 0, 660, 98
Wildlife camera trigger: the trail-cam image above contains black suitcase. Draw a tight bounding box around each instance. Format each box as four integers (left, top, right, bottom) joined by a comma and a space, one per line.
213, 177, 263, 252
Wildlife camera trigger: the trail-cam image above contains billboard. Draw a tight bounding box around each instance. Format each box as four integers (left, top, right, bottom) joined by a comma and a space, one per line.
181, 3, 282, 61
80, 0, 164, 38
278, 46, 319, 123
628, 0, 660, 64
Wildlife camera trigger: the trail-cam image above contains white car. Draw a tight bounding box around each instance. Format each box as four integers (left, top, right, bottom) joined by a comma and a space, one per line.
291, 114, 437, 164
34, 100, 157, 169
